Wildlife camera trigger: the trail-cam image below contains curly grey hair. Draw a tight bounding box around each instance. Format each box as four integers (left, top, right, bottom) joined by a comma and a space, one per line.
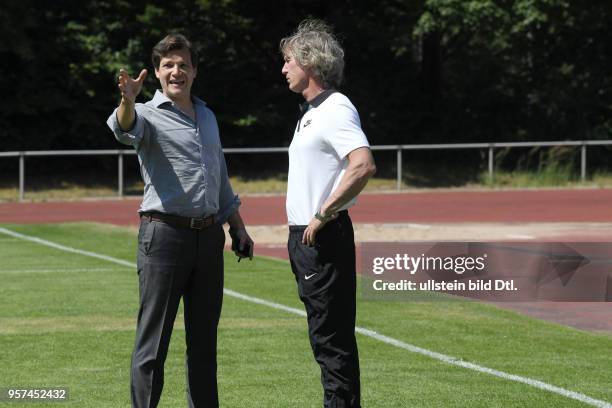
280, 19, 345, 89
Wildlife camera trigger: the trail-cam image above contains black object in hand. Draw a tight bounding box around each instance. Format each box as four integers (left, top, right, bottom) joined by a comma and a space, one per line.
236, 242, 251, 262
230, 228, 251, 261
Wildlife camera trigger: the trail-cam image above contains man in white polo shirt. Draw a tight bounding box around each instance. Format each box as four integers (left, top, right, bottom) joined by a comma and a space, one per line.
280, 19, 376, 408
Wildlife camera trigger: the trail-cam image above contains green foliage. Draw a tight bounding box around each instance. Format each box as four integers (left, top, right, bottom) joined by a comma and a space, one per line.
481, 164, 576, 187
482, 145, 580, 186
413, 0, 612, 145
1, 0, 611, 176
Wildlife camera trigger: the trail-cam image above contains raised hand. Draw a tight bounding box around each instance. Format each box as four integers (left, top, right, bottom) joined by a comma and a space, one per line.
118, 68, 147, 104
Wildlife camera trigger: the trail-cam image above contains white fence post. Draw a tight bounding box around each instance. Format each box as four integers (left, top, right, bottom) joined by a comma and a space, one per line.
118, 152, 124, 197
18, 152, 25, 202
488, 146, 494, 182
396, 148, 402, 191
581, 144, 586, 182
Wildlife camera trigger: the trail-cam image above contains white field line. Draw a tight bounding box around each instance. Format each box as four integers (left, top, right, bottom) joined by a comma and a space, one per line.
1, 226, 610, 408
0, 267, 128, 274
0, 227, 134, 268
224, 289, 306, 317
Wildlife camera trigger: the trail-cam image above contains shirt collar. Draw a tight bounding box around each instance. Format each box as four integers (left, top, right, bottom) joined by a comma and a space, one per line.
308, 88, 336, 108
298, 89, 336, 118
151, 89, 207, 108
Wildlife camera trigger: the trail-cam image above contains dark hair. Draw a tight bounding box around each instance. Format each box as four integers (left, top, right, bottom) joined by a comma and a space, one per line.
151, 34, 198, 69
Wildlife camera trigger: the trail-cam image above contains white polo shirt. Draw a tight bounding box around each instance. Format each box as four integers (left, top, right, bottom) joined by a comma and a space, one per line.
286, 91, 370, 225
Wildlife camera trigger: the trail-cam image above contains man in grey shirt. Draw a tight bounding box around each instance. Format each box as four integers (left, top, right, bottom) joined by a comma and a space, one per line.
107, 34, 253, 408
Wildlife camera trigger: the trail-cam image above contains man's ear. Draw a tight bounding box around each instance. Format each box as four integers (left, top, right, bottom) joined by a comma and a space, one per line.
305, 66, 317, 79
193, 66, 197, 79
154, 68, 160, 79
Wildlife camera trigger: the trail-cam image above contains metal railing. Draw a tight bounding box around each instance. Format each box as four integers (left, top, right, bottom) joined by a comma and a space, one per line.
2, 140, 611, 201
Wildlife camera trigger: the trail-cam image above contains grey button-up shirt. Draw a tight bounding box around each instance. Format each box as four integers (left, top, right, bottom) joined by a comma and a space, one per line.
107, 90, 240, 222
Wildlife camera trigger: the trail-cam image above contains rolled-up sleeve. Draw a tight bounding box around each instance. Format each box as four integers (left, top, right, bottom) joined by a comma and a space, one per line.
215, 149, 241, 224
106, 107, 145, 146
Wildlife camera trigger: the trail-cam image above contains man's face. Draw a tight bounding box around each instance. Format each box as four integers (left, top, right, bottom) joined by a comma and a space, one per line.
155, 49, 197, 102
282, 53, 309, 94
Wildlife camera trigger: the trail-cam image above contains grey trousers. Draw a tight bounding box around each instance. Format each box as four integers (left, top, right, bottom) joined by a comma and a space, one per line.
131, 218, 225, 408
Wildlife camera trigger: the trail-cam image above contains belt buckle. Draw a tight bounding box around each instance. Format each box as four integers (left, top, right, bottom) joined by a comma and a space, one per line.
190, 218, 204, 230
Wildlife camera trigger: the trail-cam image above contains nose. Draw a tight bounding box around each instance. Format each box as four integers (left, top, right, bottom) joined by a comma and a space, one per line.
281, 63, 288, 75
171, 65, 180, 76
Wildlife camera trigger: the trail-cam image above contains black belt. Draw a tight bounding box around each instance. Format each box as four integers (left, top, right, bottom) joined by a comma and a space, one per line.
140, 212, 215, 230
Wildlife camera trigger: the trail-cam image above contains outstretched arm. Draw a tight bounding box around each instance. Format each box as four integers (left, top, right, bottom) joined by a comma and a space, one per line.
116, 68, 147, 131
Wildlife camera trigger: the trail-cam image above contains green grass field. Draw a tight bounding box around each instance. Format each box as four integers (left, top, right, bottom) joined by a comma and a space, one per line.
0, 223, 611, 407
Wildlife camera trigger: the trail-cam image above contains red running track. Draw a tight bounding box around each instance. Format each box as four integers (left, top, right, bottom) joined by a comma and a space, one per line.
1, 189, 611, 333
1, 188, 612, 225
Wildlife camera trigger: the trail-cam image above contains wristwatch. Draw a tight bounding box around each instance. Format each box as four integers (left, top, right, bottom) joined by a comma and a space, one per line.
314, 210, 333, 223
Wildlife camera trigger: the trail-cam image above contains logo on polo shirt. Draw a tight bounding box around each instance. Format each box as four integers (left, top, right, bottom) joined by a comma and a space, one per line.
303, 119, 312, 128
